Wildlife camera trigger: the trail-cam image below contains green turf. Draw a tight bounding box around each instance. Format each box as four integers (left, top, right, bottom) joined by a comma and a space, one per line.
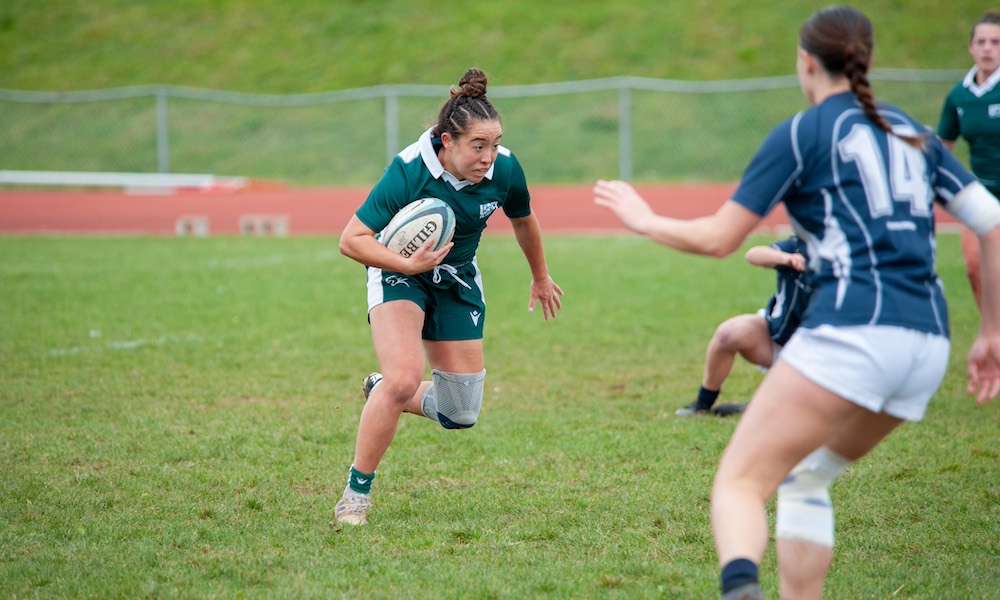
1, 233, 997, 598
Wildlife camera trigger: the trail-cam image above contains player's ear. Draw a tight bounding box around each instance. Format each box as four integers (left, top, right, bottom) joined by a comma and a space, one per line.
440, 131, 453, 150
798, 48, 814, 72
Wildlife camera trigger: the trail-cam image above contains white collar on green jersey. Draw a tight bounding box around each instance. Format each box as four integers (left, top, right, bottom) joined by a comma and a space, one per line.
963, 65, 1000, 97
418, 128, 496, 190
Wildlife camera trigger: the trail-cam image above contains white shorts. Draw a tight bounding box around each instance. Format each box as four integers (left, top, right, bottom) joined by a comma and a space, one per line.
780, 325, 951, 422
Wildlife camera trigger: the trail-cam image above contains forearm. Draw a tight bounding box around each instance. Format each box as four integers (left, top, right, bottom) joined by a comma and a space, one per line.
979, 226, 1000, 333
744, 246, 788, 268
510, 213, 550, 280
340, 233, 409, 272
338, 214, 443, 275
638, 201, 761, 259
593, 180, 762, 259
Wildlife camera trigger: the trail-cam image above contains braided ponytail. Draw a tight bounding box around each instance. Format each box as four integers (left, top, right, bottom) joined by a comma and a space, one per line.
801, 6, 925, 149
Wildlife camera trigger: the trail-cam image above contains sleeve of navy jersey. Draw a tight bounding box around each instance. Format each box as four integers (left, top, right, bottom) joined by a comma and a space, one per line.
728, 96, 982, 335
926, 133, 979, 205
731, 116, 803, 217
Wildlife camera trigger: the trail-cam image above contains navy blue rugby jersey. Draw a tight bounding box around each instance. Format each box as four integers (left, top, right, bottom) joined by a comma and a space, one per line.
764, 237, 809, 346
356, 128, 532, 267
732, 92, 977, 337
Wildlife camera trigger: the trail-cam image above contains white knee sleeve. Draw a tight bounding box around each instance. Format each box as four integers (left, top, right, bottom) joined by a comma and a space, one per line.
421, 369, 486, 429
775, 446, 851, 547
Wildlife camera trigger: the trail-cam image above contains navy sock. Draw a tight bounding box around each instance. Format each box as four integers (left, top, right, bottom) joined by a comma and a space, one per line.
720, 558, 759, 594
697, 386, 720, 408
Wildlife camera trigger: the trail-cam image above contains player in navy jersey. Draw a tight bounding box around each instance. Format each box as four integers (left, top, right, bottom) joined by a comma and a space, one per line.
938, 11, 1000, 310
595, 7, 1000, 599
336, 68, 563, 526
677, 237, 809, 418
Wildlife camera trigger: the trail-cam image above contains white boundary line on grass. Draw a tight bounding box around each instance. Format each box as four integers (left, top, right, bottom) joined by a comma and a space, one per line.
49, 333, 203, 356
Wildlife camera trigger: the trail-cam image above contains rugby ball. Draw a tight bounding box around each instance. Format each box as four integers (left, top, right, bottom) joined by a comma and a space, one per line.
380, 198, 456, 258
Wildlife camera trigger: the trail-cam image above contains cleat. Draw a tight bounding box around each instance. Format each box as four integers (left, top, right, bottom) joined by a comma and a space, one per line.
335, 493, 372, 526
711, 402, 748, 417
675, 400, 712, 416
362, 372, 383, 401
721, 582, 764, 600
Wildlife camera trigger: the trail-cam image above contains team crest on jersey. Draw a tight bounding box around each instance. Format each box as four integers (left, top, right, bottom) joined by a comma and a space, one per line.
479, 201, 499, 219
989, 104, 1000, 118
384, 275, 410, 287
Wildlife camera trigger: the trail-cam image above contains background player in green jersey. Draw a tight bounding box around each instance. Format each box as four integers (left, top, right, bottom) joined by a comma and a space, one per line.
938, 11, 1000, 310
335, 68, 563, 526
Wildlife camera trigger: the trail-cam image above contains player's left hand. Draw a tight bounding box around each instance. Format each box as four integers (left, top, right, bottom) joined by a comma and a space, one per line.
786, 253, 807, 272
593, 179, 656, 234
529, 276, 563, 321
967, 333, 1000, 404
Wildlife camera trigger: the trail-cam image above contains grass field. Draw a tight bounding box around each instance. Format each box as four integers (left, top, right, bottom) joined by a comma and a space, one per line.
1, 233, 998, 598
0, 1, 981, 186
0, 1, 980, 92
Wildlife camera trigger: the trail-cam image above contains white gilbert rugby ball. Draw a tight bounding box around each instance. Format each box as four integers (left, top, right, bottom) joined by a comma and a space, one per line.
380, 198, 456, 258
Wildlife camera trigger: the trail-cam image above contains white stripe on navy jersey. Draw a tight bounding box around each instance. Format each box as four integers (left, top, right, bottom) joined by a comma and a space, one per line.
732, 92, 978, 338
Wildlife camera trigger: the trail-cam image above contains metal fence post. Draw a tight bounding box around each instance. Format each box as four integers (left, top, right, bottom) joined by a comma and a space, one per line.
385, 89, 399, 165
618, 82, 632, 181
156, 86, 169, 174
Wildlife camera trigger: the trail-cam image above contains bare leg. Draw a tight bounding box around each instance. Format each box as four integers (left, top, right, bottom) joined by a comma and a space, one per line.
712, 360, 870, 567
776, 411, 902, 599
352, 301, 487, 474
961, 226, 983, 310
352, 301, 428, 473
702, 314, 774, 390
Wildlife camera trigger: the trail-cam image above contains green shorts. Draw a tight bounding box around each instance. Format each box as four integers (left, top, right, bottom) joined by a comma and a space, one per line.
366, 259, 486, 341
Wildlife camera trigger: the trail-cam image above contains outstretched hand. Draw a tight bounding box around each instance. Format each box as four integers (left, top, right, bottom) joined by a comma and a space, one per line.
528, 276, 564, 321
593, 180, 655, 234
968, 334, 1000, 404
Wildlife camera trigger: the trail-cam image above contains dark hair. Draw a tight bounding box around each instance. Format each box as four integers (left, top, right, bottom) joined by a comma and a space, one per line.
971, 11, 1000, 42
800, 6, 924, 148
432, 68, 500, 139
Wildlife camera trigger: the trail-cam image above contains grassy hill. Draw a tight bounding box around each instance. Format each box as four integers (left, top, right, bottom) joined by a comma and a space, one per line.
0, 0, 983, 93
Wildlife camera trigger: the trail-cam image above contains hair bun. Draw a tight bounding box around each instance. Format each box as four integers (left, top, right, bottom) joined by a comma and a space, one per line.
454, 68, 488, 98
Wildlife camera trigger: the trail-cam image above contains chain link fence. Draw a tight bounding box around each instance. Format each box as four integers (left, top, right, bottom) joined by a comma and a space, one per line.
0, 70, 966, 186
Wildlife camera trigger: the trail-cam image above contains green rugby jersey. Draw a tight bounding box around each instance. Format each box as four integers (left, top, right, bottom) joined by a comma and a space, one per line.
938, 67, 1000, 194
356, 128, 532, 266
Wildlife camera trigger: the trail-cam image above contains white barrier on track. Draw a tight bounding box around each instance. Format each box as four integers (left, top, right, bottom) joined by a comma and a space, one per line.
0, 170, 247, 194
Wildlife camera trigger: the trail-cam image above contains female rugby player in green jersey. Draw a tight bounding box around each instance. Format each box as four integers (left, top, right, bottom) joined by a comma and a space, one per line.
597, 7, 1000, 599
938, 11, 1000, 310
335, 68, 563, 526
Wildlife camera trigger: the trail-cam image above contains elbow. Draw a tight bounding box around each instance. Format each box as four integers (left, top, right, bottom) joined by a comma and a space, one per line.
704, 238, 741, 259
339, 236, 360, 261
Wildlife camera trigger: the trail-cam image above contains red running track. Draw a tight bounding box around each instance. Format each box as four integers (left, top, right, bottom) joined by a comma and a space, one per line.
0, 183, 957, 235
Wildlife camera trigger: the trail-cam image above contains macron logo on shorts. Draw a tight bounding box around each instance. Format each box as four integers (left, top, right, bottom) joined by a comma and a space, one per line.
470, 310, 481, 326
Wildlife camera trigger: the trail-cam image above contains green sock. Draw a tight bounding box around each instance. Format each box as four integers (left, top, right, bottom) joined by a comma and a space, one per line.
348, 465, 375, 495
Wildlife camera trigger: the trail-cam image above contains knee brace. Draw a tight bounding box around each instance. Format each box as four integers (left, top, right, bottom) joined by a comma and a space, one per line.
421, 369, 486, 429
775, 446, 851, 547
